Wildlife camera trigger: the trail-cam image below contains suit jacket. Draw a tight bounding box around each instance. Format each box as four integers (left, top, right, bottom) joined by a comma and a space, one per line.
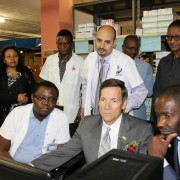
151, 52, 180, 122
163, 138, 180, 180
32, 114, 153, 171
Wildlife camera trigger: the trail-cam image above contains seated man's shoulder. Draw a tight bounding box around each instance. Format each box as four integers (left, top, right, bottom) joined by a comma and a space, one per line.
14, 103, 33, 112
81, 114, 101, 125
53, 108, 66, 117
127, 114, 153, 127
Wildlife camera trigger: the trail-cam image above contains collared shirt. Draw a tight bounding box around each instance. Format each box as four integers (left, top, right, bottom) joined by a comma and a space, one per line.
100, 115, 122, 150
177, 136, 180, 166
91, 53, 111, 108
58, 52, 72, 82
13, 110, 50, 164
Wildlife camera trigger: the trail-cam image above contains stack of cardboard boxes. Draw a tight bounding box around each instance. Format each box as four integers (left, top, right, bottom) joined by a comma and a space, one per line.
142, 8, 177, 35
76, 19, 121, 39
75, 23, 96, 39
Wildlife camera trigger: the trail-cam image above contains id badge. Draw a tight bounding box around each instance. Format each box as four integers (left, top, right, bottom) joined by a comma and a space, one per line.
47, 143, 58, 152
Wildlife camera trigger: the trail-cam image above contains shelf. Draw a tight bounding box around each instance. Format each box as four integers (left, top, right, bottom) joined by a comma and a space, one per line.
74, 35, 164, 54
73, 0, 180, 24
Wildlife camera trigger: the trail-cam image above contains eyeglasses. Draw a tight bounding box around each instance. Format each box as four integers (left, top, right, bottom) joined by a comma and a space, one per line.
166, 35, 180, 41
33, 94, 57, 105
5, 55, 18, 59
124, 45, 139, 52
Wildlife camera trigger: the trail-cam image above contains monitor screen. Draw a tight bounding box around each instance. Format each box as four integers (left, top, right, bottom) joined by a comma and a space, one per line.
0, 156, 52, 180
67, 149, 163, 180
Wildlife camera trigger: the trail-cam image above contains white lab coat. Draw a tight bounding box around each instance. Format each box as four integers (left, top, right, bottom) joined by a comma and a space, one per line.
82, 49, 144, 116
0, 104, 70, 157
40, 52, 84, 123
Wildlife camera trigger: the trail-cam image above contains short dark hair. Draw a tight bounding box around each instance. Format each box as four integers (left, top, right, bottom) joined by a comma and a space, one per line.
99, 78, 128, 102
168, 19, 180, 29
123, 35, 140, 46
32, 81, 59, 97
56, 29, 73, 42
155, 85, 180, 107
0, 45, 24, 71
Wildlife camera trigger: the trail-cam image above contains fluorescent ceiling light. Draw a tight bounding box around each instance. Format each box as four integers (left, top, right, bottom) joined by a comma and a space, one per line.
0, 17, 5, 23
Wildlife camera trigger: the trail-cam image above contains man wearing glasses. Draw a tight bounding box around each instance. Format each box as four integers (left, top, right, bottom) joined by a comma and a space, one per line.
122, 35, 154, 120
0, 81, 70, 164
151, 19, 180, 123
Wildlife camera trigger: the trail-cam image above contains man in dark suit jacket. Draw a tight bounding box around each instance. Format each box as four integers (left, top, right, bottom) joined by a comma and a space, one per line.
148, 85, 180, 180
31, 78, 153, 171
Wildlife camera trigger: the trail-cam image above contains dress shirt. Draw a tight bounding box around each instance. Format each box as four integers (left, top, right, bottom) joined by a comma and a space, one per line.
177, 136, 180, 166
100, 115, 122, 150
91, 54, 111, 108
13, 110, 49, 164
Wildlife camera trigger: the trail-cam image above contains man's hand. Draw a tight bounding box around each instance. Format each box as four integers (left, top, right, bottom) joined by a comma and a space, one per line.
148, 133, 177, 158
17, 93, 28, 104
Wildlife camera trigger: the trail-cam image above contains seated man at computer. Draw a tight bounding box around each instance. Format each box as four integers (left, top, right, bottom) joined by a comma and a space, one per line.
148, 85, 180, 180
0, 81, 70, 164
31, 78, 153, 171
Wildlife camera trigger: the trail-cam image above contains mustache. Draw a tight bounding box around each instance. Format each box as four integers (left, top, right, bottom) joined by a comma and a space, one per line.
97, 48, 106, 51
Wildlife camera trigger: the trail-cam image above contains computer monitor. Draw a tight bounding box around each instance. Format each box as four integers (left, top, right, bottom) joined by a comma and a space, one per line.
0, 156, 52, 180
67, 149, 163, 180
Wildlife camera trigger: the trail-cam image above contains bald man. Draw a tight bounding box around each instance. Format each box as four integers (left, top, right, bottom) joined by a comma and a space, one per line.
81, 25, 148, 117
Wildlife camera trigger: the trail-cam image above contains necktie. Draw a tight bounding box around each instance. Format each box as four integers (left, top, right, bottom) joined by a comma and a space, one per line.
59, 60, 67, 82
98, 127, 111, 158
93, 59, 105, 115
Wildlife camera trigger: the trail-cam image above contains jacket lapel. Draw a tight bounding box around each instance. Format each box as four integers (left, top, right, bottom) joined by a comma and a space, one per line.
173, 138, 180, 176
91, 116, 103, 161
117, 114, 130, 150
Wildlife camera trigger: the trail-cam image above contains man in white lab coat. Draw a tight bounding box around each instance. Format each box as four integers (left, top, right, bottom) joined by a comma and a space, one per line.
40, 30, 84, 135
81, 25, 148, 117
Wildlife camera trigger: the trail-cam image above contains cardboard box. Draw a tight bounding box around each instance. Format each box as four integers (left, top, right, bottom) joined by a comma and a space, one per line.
44, 49, 58, 58
84, 30, 95, 38
101, 19, 114, 26
78, 24, 87, 31
28, 56, 34, 65
75, 31, 85, 39
33, 56, 42, 65
86, 23, 96, 31
122, 26, 133, 35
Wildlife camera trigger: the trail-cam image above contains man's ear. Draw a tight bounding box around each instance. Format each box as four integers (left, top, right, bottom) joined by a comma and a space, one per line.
122, 44, 125, 51
113, 39, 117, 48
31, 94, 34, 103
122, 100, 127, 110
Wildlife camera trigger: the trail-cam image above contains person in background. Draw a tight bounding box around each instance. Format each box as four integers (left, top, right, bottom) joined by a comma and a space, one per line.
80, 25, 148, 118
151, 19, 180, 123
40, 29, 84, 136
0, 45, 36, 126
0, 81, 70, 164
122, 35, 154, 120
31, 79, 153, 171
148, 85, 180, 180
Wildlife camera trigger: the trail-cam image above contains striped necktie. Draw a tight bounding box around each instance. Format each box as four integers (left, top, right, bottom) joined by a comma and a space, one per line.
98, 127, 111, 158
93, 59, 105, 115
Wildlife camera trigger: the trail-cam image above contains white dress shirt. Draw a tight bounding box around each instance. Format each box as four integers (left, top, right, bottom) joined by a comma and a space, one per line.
100, 115, 122, 150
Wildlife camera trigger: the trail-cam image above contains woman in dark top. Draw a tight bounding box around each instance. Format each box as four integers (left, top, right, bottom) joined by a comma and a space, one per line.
0, 46, 36, 126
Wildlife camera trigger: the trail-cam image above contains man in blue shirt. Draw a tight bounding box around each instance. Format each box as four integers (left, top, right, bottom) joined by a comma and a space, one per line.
122, 35, 154, 120
0, 81, 70, 164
